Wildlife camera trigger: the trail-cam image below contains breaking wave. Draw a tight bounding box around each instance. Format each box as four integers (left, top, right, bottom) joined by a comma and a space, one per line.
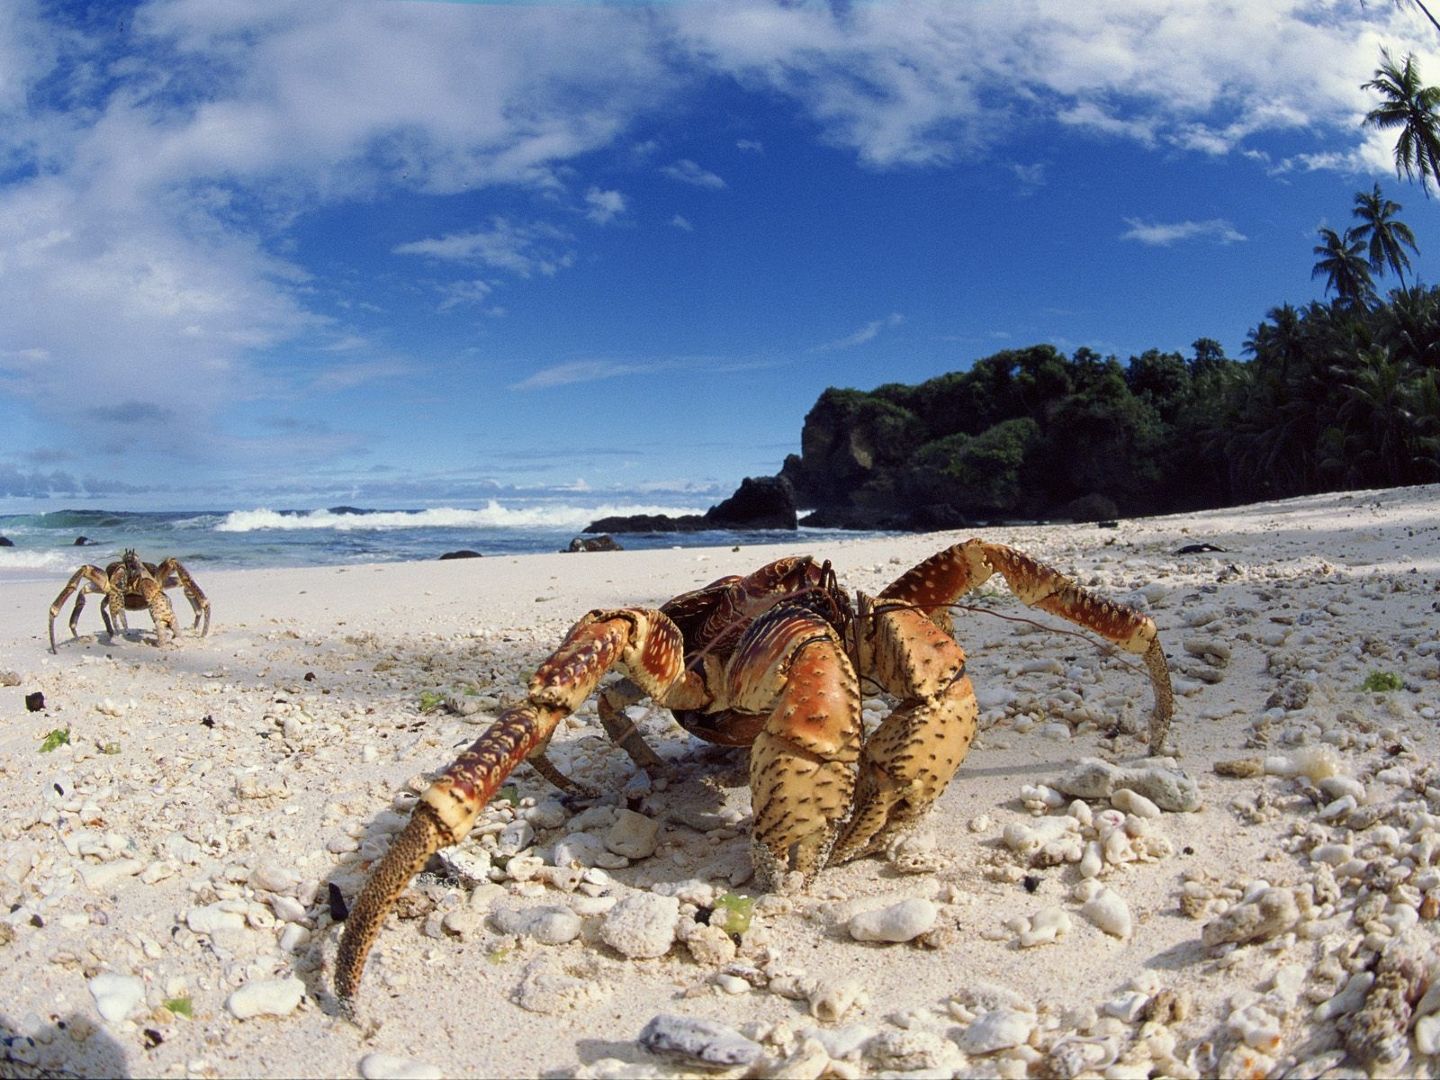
215, 501, 706, 533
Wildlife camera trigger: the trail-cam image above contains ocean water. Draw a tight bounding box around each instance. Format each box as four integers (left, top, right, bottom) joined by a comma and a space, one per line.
0, 503, 865, 582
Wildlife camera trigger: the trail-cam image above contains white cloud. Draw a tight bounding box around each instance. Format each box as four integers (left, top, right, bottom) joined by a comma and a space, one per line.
308, 359, 410, 393
661, 158, 727, 188
670, 1, 1440, 168
736, 138, 764, 153
435, 279, 495, 313
394, 218, 576, 277
810, 313, 904, 353
584, 187, 627, 224
1119, 218, 1248, 246
0, 1, 672, 474
669, 213, 694, 232
1010, 162, 1046, 193
1, 0, 1435, 481
510, 358, 676, 390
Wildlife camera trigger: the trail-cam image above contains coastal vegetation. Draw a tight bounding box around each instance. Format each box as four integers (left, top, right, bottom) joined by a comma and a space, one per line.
773, 52, 1440, 529
780, 190, 1440, 528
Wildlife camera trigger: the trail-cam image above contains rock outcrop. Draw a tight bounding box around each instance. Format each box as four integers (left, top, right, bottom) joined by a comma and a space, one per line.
565, 535, 624, 552
585, 477, 797, 534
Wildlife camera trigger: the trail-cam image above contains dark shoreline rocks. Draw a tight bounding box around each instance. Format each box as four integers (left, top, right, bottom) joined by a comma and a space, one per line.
585, 513, 708, 534
565, 535, 623, 552
585, 476, 797, 534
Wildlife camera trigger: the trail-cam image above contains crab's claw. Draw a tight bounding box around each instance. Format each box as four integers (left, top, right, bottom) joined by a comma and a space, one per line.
334, 699, 566, 1006
334, 608, 703, 1008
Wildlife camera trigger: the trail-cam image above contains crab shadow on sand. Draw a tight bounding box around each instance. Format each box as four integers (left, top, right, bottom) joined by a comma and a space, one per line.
1, 1010, 131, 1078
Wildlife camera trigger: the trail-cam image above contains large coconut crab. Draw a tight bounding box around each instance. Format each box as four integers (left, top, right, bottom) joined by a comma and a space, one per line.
48, 549, 210, 653
335, 539, 1173, 1004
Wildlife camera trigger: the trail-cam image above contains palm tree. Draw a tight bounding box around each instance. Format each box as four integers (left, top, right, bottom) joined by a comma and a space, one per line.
1312, 227, 1377, 308
1351, 184, 1420, 286
1363, 51, 1440, 197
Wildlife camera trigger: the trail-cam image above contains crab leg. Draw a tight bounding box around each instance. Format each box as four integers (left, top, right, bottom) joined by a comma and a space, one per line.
335, 608, 705, 1006
727, 607, 863, 889
832, 598, 976, 865
121, 554, 178, 647
154, 558, 212, 635
880, 539, 1174, 754
48, 567, 120, 653
596, 678, 668, 772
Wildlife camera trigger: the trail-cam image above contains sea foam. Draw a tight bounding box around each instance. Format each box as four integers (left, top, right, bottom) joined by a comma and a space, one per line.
215, 501, 706, 533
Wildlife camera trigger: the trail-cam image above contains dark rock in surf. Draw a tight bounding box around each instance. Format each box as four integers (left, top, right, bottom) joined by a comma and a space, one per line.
702, 476, 797, 530
565, 535, 623, 552
584, 475, 797, 534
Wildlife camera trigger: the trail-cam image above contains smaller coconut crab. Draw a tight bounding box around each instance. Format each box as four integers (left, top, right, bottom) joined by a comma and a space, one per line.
334, 539, 1175, 1007
48, 549, 210, 653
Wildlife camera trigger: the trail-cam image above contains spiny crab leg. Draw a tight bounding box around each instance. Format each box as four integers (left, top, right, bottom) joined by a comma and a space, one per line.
335, 608, 705, 1007
153, 557, 212, 635
829, 594, 976, 866
48, 566, 123, 654
880, 540, 1174, 754
729, 606, 863, 887
121, 553, 178, 648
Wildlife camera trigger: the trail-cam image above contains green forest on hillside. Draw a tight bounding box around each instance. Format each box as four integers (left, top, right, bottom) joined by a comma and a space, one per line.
782, 288, 1440, 524
782, 49, 1440, 526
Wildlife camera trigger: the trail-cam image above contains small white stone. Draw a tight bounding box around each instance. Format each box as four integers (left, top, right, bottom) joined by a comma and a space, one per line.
1081, 888, 1132, 939
187, 903, 247, 936
249, 861, 301, 894
1415, 1014, 1440, 1057
1020, 784, 1065, 812
605, 810, 660, 859
1016, 906, 1071, 948
957, 1008, 1035, 1054
268, 894, 308, 924
1228, 1005, 1282, 1052
600, 892, 679, 959
1103, 991, 1150, 1023
1310, 843, 1352, 866
225, 976, 305, 1020
524, 799, 569, 830
515, 906, 583, 945
714, 973, 750, 995
1266, 964, 1307, 1008
497, 819, 535, 855
807, 977, 867, 1023
88, 972, 144, 1024
847, 898, 937, 944
358, 1053, 445, 1080
1317, 775, 1365, 803
1110, 789, 1160, 819
1313, 971, 1374, 1021
1071, 879, 1101, 904
1374, 765, 1411, 788
553, 832, 612, 868
78, 858, 144, 891
1318, 794, 1356, 821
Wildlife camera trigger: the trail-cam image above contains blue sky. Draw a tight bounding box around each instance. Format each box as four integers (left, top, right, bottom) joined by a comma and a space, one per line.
3, 0, 1440, 511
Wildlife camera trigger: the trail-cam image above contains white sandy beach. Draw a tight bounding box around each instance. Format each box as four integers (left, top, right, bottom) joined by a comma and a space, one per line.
2, 485, 1439, 1079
